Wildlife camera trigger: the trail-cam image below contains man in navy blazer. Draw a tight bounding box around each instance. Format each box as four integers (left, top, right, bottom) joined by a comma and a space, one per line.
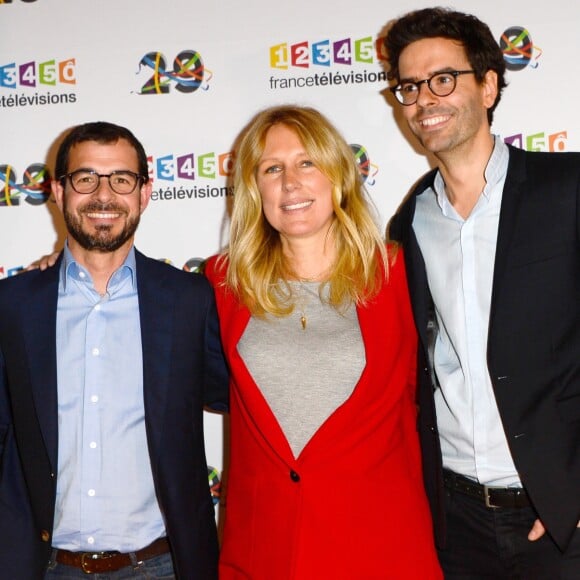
384, 8, 580, 579
0, 122, 228, 579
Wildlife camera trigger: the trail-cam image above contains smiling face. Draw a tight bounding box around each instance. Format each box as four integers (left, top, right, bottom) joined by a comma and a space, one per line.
397, 37, 497, 158
53, 139, 151, 255
256, 123, 335, 250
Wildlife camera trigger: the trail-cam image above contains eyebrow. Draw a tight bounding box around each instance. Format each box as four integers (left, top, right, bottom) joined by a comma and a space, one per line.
398, 66, 460, 84
67, 167, 137, 173
257, 157, 281, 166
258, 151, 309, 164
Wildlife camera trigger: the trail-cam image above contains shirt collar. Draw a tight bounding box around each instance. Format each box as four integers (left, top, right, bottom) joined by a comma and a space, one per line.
433, 136, 509, 212
60, 241, 137, 294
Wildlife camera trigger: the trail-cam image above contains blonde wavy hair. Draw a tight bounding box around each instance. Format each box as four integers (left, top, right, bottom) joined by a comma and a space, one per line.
222, 105, 390, 317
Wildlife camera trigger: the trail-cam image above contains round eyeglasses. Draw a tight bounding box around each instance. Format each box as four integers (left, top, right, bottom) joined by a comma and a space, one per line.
60, 169, 145, 195
390, 70, 475, 105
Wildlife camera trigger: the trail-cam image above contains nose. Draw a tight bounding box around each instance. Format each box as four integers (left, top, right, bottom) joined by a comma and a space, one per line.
415, 79, 437, 107
92, 176, 115, 200
282, 167, 300, 192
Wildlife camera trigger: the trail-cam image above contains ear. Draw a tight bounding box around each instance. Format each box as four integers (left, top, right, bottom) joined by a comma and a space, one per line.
52, 179, 65, 212
139, 180, 152, 214
481, 69, 498, 110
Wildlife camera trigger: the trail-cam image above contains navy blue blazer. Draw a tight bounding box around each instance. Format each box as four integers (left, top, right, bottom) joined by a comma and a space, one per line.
389, 145, 580, 553
0, 249, 229, 579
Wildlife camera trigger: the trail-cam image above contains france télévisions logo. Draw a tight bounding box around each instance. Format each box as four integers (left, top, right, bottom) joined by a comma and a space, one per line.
135, 50, 212, 94
503, 130, 568, 152
0, 57, 77, 108
499, 27, 542, 70
0, 265, 24, 279
268, 34, 387, 90
148, 148, 234, 202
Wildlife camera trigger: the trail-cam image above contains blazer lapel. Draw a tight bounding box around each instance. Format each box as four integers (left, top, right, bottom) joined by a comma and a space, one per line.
220, 292, 299, 461
393, 186, 433, 354
25, 261, 61, 471
489, 146, 527, 320
135, 251, 173, 467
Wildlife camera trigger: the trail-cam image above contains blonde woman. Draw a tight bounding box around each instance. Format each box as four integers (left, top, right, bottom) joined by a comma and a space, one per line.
205, 105, 441, 579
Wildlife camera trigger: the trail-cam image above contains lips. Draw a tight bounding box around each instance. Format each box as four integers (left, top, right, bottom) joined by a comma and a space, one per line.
419, 114, 450, 127
281, 200, 313, 211
85, 212, 122, 219
81, 203, 127, 221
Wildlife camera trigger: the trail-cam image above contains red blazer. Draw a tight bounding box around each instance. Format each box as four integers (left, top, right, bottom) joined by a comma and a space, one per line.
205, 250, 442, 579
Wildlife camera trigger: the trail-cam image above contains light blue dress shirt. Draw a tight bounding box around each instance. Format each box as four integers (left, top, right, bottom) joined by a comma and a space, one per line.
53, 244, 166, 551
413, 137, 522, 487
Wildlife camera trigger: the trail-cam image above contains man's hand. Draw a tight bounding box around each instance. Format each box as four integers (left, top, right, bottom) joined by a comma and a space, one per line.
528, 518, 546, 541
26, 252, 60, 271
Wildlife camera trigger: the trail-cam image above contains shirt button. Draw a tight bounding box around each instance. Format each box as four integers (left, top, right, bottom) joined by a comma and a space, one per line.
290, 470, 300, 482
92, 348, 100, 356
91, 395, 99, 403
88, 489, 96, 497
89, 442, 97, 449
87, 536, 95, 545
94, 304, 101, 311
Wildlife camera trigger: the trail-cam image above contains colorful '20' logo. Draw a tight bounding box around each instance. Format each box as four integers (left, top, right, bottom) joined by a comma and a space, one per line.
350, 144, 377, 186
137, 50, 212, 94
0, 164, 51, 206
499, 27, 542, 71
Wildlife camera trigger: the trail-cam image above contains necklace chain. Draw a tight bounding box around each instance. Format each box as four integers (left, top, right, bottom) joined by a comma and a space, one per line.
296, 267, 330, 283
295, 280, 320, 331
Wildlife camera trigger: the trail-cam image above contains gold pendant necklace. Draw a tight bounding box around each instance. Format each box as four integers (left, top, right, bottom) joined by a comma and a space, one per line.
296, 280, 319, 331
293, 266, 331, 331
298, 286, 308, 330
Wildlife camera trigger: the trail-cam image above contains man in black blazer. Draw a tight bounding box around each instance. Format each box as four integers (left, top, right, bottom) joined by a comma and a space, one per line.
0, 122, 228, 579
384, 8, 580, 579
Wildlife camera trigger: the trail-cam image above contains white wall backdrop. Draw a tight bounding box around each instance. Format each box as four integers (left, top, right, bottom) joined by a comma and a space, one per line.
1, 0, 578, 503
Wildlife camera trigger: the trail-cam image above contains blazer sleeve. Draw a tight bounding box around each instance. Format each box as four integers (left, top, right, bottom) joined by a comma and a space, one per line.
202, 283, 229, 413
0, 346, 8, 459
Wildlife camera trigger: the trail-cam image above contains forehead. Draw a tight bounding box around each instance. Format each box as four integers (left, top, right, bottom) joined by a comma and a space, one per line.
261, 124, 304, 156
68, 139, 139, 170
398, 37, 469, 79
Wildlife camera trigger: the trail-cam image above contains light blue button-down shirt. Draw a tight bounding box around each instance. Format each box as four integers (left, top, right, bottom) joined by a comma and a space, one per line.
413, 137, 522, 487
53, 244, 166, 551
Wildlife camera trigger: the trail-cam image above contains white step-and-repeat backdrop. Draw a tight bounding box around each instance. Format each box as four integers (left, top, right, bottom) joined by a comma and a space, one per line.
2, 0, 578, 508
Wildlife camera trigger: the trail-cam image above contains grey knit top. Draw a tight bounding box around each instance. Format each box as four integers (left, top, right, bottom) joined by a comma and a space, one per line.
237, 281, 365, 457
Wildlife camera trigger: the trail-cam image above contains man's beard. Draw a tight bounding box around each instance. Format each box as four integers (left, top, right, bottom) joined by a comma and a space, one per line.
64, 201, 140, 252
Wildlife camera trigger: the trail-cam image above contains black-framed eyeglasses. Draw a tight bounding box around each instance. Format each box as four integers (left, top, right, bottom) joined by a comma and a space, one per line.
390, 70, 476, 105
59, 169, 145, 195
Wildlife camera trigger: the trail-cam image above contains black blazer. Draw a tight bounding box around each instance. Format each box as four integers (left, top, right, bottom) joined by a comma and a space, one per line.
389, 145, 580, 552
0, 249, 229, 579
